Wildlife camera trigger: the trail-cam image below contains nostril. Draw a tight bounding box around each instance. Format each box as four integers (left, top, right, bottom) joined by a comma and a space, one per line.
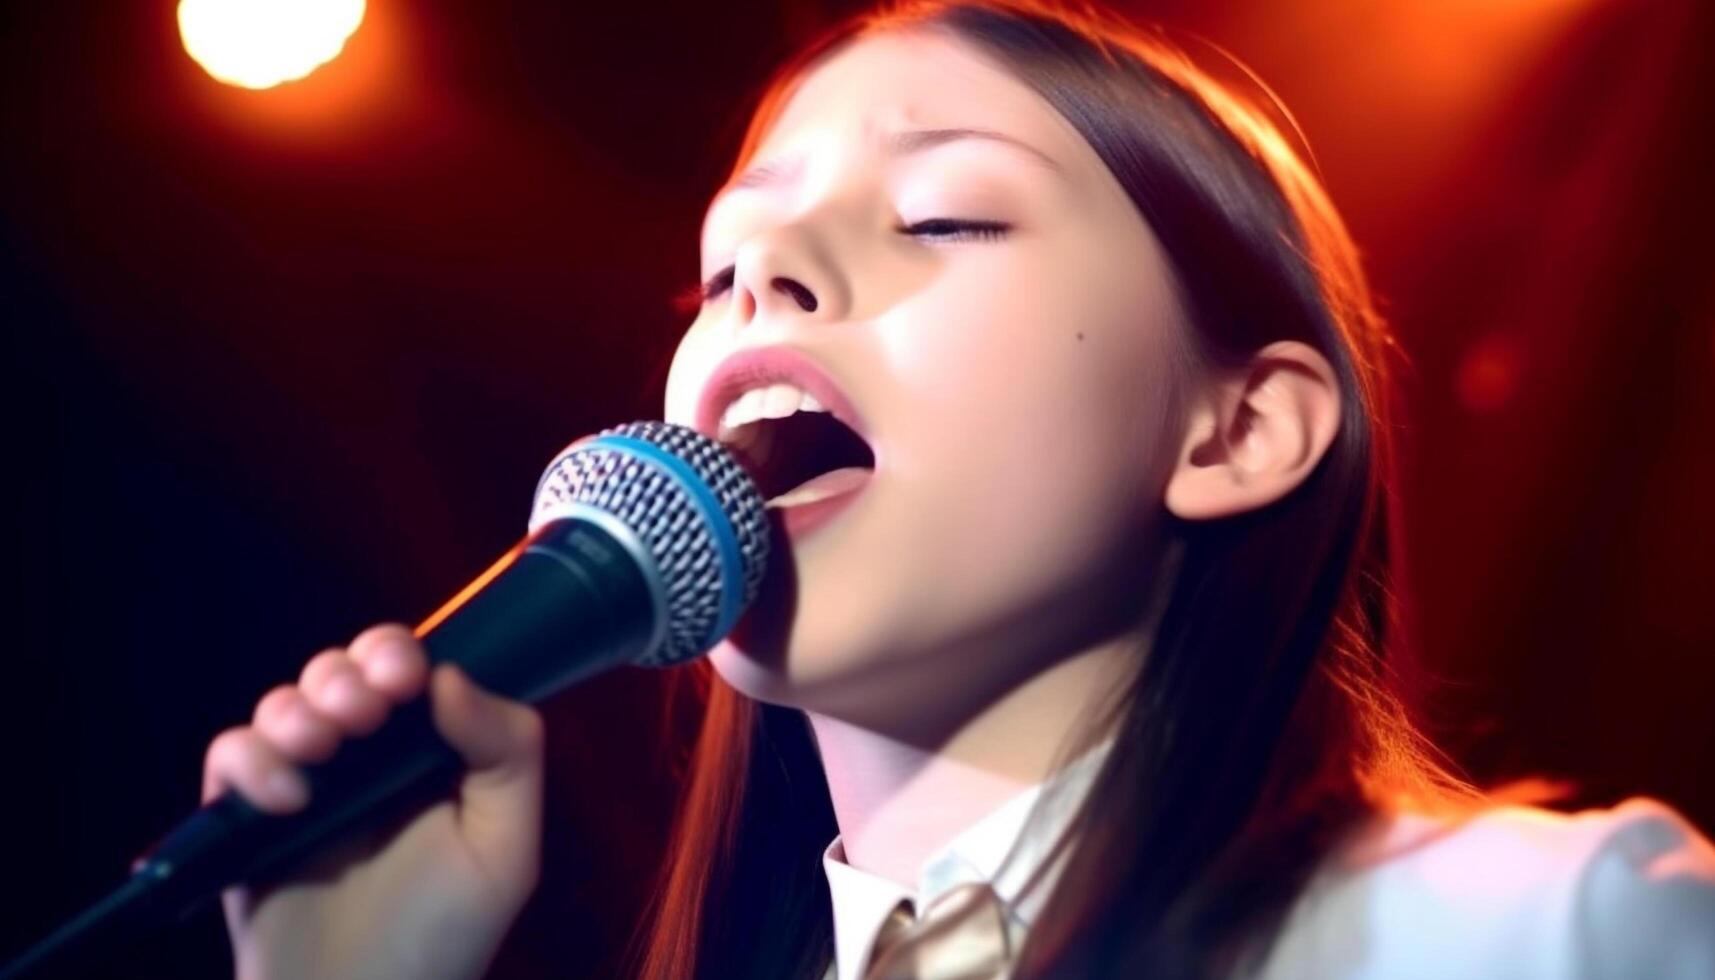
772, 276, 819, 313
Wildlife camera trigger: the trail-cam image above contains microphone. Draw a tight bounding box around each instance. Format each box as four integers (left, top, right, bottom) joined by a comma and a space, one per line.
0, 421, 769, 980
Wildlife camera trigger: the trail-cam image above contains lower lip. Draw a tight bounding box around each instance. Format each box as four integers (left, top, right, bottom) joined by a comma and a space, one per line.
768, 468, 873, 540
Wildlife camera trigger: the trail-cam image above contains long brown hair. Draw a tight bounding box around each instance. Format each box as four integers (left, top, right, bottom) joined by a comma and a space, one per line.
631, 3, 1478, 977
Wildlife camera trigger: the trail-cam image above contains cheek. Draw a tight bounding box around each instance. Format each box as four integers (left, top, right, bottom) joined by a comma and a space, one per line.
876, 258, 1173, 602
884, 238, 1172, 488
662, 319, 715, 425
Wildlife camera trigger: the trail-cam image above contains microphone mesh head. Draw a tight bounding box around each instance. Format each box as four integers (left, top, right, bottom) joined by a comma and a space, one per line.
529, 421, 769, 666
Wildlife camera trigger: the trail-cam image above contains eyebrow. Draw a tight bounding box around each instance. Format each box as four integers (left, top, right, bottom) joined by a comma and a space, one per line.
729, 126, 1065, 191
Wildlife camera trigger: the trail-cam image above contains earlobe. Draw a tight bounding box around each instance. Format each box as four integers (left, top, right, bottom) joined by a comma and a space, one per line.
1163, 341, 1342, 521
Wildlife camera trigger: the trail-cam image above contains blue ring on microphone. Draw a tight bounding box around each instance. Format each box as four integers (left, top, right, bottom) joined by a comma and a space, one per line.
588, 433, 743, 644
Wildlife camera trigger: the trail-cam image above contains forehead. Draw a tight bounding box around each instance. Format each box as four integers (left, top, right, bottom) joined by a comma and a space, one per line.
746, 30, 1093, 176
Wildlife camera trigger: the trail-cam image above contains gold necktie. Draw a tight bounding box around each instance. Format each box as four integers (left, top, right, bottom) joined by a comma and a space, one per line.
861, 882, 1014, 980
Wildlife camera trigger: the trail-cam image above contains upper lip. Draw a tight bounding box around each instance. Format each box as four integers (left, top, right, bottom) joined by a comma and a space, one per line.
695, 345, 872, 450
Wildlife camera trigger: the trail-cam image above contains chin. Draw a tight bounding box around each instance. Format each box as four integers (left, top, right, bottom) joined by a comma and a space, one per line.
708, 640, 814, 706
707, 635, 885, 710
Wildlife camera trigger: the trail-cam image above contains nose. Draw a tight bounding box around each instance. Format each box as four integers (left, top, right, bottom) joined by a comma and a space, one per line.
729, 223, 850, 327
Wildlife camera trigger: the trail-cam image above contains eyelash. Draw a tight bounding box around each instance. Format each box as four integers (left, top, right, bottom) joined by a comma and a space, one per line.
688, 219, 1012, 306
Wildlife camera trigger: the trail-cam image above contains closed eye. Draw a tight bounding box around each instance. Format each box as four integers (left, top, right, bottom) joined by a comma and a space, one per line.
899, 218, 1012, 242
695, 266, 736, 305
684, 218, 1011, 309
673, 266, 734, 312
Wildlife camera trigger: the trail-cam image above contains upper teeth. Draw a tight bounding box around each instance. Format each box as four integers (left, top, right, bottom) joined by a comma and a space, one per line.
718, 383, 828, 437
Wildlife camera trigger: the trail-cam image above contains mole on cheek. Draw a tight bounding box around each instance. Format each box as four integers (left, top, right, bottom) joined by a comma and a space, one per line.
1077, 331, 1086, 341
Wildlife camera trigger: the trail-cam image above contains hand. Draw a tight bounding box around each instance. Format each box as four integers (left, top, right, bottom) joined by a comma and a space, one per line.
201, 624, 544, 980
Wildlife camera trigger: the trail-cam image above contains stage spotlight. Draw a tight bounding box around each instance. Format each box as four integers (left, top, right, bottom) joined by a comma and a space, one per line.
178, 0, 365, 90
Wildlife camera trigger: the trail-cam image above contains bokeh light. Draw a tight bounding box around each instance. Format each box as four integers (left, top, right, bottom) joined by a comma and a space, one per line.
178, 0, 365, 90
1455, 332, 1523, 414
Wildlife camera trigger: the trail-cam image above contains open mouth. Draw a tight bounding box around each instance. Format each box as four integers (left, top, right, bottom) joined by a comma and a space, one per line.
722, 410, 876, 508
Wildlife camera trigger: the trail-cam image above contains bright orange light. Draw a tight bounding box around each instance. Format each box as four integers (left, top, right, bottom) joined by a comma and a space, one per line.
178, 0, 365, 90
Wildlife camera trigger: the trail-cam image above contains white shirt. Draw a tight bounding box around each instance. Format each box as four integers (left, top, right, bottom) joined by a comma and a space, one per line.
821, 742, 1110, 980
820, 748, 1715, 979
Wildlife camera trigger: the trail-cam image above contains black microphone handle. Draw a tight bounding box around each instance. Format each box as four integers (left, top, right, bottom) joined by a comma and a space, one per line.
145, 512, 661, 911
0, 514, 658, 980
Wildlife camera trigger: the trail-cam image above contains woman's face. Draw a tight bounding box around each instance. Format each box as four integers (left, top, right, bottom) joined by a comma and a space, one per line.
664, 30, 1184, 722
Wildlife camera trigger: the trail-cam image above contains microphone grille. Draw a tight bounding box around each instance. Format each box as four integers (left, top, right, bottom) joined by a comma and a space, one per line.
529, 421, 769, 666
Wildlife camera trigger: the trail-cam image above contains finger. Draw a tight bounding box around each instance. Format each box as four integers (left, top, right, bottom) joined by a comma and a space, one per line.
347, 623, 430, 703
203, 727, 309, 812
299, 652, 389, 737
298, 648, 354, 693
429, 664, 544, 773
429, 665, 544, 888
252, 685, 341, 764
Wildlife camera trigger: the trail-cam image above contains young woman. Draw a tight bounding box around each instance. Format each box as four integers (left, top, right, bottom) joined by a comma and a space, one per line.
202, 2, 1715, 978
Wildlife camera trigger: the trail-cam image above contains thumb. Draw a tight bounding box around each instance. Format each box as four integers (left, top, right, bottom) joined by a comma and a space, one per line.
429, 663, 544, 884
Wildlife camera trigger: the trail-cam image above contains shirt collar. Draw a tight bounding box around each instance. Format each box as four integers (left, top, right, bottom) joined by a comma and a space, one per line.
821, 740, 1113, 980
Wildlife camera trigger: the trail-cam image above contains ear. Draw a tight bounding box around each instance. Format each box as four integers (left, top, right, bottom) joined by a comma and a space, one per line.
1164, 340, 1342, 521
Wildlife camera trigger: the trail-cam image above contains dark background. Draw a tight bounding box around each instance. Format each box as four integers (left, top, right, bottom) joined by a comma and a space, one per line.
3, 1, 1711, 977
